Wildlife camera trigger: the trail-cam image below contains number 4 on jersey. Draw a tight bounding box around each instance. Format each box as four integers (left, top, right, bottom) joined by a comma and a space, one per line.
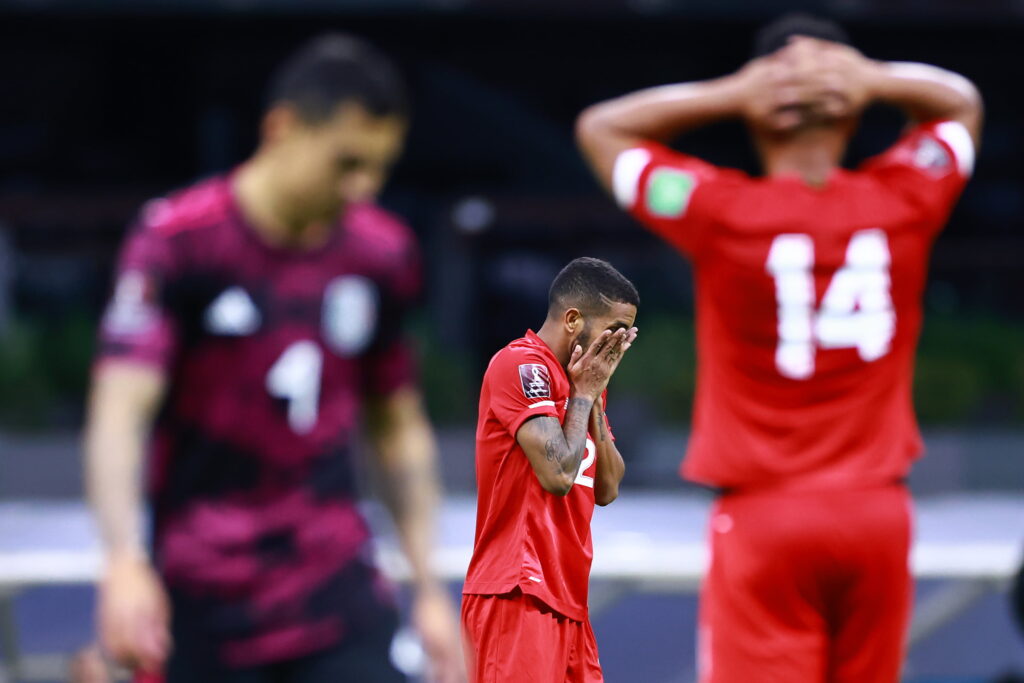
766, 229, 896, 380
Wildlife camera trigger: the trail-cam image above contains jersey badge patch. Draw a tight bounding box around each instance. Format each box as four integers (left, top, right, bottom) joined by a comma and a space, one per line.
519, 363, 552, 400
646, 168, 696, 218
102, 270, 158, 335
913, 136, 952, 174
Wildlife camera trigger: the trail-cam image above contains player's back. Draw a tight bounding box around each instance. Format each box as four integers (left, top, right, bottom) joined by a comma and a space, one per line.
619, 120, 974, 491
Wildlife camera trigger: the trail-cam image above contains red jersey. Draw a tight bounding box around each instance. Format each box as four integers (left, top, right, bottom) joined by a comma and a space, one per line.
613, 120, 974, 492
463, 331, 611, 622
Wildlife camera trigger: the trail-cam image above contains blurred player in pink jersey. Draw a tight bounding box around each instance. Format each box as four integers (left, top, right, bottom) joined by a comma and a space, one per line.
85, 34, 462, 683
462, 257, 638, 682
577, 14, 982, 683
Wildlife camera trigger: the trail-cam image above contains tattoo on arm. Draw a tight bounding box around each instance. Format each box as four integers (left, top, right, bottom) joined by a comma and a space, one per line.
597, 411, 609, 442
529, 397, 593, 480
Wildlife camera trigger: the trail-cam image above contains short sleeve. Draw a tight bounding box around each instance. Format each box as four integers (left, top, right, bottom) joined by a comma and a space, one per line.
861, 120, 974, 224
486, 348, 561, 439
96, 222, 180, 371
362, 230, 423, 397
611, 142, 744, 255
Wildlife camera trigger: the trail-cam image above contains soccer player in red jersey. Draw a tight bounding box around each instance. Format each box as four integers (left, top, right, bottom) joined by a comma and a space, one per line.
462, 257, 639, 682
84, 34, 463, 683
576, 15, 982, 683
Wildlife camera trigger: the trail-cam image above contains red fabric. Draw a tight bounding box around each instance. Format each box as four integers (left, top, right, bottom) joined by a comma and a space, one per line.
697, 485, 913, 683
463, 331, 603, 622
627, 121, 970, 492
462, 590, 603, 683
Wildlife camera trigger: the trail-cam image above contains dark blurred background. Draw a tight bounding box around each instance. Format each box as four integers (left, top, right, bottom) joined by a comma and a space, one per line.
2, 0, 1022, 496
0, 1, 1022, 681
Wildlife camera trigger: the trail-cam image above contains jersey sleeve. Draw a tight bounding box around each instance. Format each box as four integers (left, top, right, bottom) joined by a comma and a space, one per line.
96, 219, 180, 372
611, 142, 743, 255
860, 119, 975, 227
486, 348, 561, 439
362, 227, 423, 397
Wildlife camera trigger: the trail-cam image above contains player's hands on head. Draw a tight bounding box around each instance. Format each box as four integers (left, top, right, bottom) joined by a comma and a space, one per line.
568, 326, 638, 401
412, 585, 466, 683
98, 552, 171, 674
738, 36, 877, 133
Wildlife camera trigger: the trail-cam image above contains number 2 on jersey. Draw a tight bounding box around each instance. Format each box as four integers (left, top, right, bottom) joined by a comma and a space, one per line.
766, 229, 895, 380
574, 438, 597, 488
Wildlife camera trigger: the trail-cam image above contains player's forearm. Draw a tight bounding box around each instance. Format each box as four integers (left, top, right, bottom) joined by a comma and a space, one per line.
84, 364, 165, 560
85, 405, 149, 559
555, 395, 595, 485
369, 394, 445, 592
519, 396, 594, 496
590, 408, 624, 506
576, 75, 745, 187
869, 62, 982, 142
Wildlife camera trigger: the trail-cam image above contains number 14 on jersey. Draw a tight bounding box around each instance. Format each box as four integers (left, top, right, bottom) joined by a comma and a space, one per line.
766, 229, 896, 380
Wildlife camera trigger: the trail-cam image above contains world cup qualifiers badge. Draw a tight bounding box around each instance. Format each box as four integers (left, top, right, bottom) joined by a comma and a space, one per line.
519, 364, 552, 400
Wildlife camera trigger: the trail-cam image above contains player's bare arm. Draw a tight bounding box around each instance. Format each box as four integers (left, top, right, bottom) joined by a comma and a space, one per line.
576, 77, 747, 193
517, 328, 634, 496
590, 394, 625, 506
364, 386, 464, 683
857, 56, 981, 146
573, 47, 836, 193
84, 360, 171, 673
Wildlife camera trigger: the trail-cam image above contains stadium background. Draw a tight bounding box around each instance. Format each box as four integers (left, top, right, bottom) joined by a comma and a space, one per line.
0, 0, 1021, 680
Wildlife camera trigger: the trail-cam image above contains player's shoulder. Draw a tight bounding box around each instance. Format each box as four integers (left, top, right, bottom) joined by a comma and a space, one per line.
343, 203, 418, 258
860, 120, 975, 180
485, 336, 555, 377
135, 175, 233, 241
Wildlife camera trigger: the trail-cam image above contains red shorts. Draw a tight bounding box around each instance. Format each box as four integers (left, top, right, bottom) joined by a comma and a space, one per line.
698, 484, 913, 683
461, 590, 603, 683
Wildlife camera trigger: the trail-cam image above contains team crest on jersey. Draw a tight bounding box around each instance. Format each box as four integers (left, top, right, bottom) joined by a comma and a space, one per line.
518, 364, 551, 400
322, 275, 379, 356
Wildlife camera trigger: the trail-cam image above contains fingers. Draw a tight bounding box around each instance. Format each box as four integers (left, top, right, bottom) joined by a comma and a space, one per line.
622, 327, 638, 350
98, 563, 171, 675
103, 607, 168, 673
586, 329, 614, 358
568, 343, 584, 369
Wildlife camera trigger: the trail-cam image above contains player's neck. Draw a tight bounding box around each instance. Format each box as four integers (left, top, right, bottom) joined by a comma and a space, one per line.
232, 159, 334, 250
757, 128, 849, 188
536, 320, 570, 368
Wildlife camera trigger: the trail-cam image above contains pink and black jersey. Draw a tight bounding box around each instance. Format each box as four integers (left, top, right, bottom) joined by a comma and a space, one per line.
97, 175, 421, 666
614, 120, 974, 492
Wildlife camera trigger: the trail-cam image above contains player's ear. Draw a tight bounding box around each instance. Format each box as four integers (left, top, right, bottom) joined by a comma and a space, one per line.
564, 308, 583, 334
261, 104, 302, 146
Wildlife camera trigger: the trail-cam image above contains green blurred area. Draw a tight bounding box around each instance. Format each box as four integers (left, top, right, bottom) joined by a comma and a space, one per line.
0, 312, 1021, 431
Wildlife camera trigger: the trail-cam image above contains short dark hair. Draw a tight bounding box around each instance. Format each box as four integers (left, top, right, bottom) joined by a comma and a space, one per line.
752, 13, 851, 58
266, 33, 409, 124
548, 257, 639, 317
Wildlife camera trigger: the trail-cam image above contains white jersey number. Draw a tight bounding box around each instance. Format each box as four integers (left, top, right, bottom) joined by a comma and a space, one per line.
765, 229, 896, 380
266, 340, 324, 434
574, 438, 597, 488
